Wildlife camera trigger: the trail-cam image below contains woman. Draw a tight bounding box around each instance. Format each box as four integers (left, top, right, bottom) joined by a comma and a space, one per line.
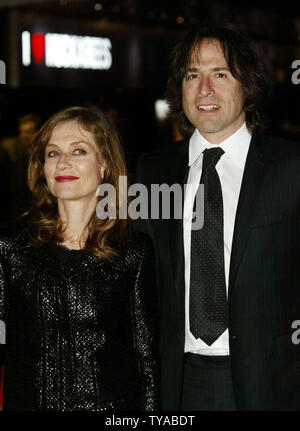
0, 106, 159, 411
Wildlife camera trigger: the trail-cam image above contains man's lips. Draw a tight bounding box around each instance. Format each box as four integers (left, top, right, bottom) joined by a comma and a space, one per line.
196, 104, 220, 113
55, 176, 79, 182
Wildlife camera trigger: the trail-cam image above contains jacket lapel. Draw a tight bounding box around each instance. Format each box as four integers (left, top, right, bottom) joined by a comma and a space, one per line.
167, 140, 189, 316
228, 134, 273, 298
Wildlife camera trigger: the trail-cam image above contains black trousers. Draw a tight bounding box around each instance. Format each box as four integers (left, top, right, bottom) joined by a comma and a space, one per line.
181, 353, 236, 411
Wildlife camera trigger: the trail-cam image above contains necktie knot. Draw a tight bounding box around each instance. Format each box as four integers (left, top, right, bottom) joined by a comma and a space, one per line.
202, 147, 224, 170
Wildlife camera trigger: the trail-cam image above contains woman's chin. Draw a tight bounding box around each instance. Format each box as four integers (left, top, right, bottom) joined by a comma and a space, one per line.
55, 192, 98, 204
55, 193, 83, 202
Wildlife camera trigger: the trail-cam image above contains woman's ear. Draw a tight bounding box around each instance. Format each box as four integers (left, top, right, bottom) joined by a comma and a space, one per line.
99, 165, 106, 179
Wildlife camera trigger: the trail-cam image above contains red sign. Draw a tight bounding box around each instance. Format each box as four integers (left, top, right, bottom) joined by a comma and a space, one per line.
31, 33, 45, 64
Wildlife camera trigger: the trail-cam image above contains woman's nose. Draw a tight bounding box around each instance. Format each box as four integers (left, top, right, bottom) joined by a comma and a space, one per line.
57, 153, 72, 169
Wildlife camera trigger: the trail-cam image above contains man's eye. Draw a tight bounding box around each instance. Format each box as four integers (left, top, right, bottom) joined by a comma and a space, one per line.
187, 73, 197, 80
216, 73, 226, 78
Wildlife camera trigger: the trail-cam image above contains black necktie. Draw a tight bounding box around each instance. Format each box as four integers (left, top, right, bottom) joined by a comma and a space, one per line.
189, 147, 228, 346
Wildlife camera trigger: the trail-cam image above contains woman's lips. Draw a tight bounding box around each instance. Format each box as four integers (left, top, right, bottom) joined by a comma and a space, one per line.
55, 176, 79, 182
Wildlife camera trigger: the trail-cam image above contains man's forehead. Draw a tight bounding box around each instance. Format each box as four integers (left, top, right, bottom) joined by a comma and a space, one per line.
188, 38, 227, 66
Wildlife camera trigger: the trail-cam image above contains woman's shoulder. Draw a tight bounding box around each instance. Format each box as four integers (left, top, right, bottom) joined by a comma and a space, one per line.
116, 230, 154, 266
0, 217, 29, 251
127, 230, 155, 256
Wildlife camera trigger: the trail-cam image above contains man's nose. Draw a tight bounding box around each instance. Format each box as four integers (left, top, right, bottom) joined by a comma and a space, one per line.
198, 76, 214, 96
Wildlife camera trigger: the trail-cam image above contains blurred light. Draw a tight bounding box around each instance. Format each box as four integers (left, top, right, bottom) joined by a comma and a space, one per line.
22, 31, 31, 66
94, 3, 102, 11
176, 16, 184, 24
155, 99, 170, 121
275, 69, 285, 83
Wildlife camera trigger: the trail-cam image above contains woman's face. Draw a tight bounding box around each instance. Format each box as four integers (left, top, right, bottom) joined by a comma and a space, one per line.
43, 120, 105, 204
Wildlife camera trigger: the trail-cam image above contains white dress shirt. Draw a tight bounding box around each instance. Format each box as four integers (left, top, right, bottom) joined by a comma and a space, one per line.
184, 123, 251, 355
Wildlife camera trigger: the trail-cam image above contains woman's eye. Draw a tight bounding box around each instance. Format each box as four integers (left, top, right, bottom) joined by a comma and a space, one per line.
74, 148, 87, 155
47, 150, 58, 157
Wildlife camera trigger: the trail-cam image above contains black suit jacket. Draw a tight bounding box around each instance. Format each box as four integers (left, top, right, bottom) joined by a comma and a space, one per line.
136, 133, 300, 410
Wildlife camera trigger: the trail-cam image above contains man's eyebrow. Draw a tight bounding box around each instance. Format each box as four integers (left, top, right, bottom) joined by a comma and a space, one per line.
212, 67, 230, 72
186, 66, 230, 72
186, 67, 199, 72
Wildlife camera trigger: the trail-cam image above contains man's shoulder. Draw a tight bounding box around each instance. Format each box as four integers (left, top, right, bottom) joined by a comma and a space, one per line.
253, 134, 300, 160
138, 138, 189, 165
136, 139, 189, 184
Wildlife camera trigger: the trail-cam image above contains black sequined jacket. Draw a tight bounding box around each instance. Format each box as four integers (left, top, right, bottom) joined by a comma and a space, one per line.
0, 220, 160, 411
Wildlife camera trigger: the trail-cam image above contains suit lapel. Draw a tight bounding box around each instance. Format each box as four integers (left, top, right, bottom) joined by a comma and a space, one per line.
167, 140, 189, 315
228, 134, 273, 298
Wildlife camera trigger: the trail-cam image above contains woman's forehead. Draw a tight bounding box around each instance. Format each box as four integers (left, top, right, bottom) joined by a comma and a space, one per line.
49, 120, 96, 146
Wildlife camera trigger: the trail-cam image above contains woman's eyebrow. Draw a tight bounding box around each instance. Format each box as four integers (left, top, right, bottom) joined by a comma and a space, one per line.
46, 140, 92, 148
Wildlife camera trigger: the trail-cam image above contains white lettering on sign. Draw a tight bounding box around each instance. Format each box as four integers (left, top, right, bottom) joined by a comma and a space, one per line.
22, 31, 31, 66
45, 33, 112, 70
21, 31, 112, 70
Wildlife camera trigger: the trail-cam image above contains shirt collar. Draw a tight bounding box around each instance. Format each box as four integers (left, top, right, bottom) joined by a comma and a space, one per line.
189, 122, 252, 168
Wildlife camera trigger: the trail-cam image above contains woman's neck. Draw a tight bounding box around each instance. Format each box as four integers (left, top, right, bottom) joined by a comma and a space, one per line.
57, 197, 97, 248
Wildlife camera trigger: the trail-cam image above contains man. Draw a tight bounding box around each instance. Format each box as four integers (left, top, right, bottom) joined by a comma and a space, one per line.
18, 113, 41, 152
12, 113, 41, 216
137, 24, 300, 410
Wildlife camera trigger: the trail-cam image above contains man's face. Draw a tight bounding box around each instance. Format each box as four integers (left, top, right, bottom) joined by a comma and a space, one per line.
182, 39, 245, 144
19, 121, 38, 150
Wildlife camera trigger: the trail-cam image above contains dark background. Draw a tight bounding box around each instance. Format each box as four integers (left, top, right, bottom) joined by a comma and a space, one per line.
0, 0, 299, 172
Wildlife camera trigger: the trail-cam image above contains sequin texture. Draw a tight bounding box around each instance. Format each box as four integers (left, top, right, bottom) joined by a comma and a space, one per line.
0, 220, 160, 411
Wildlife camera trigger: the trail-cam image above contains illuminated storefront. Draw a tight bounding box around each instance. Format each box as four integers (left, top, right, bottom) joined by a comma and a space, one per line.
2, 10, 177, 89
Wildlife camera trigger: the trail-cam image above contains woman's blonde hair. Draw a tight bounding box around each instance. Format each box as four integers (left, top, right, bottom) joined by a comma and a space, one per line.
26, 105, 130, 259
